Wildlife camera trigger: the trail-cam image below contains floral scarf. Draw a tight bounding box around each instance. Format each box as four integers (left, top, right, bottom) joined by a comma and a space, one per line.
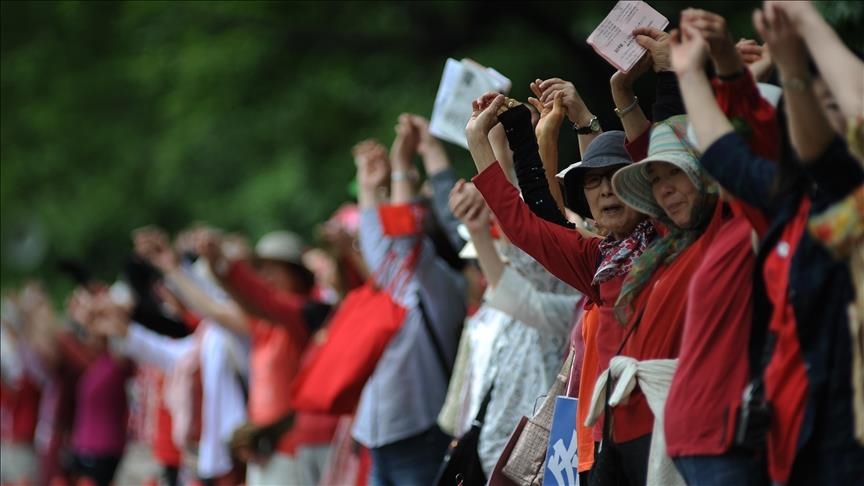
614, 177, 719, 326
593, 219, 657, 285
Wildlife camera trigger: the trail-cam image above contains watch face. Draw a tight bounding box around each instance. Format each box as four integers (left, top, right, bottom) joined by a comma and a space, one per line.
589, 118, 600, 131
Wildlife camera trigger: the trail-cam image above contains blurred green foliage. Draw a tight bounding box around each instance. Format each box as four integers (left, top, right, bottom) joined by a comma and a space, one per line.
2, 0, 861, 300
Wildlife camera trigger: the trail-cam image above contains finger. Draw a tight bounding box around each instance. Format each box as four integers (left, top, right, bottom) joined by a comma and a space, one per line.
632, 26, 665, 39
465, 202, 485, 222
538, 78, 564, 90
552, 91, 564, 112
753, 9, 768, 42
484, 94, 506, 113
669, 28, 682, 46
635, 35, 657, 49
529, 81, 543, 99
527, 97, 544, 113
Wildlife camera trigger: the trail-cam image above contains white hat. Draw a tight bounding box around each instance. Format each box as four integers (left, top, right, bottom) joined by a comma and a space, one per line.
456, 224, 508, 262
255, 231, 304, 265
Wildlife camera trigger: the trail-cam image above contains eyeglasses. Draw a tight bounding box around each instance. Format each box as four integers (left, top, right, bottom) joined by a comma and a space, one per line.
582, 169, 619, 189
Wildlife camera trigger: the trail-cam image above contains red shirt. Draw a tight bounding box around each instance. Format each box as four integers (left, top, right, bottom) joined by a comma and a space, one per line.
763, 198, 811, 483
225, 261, 338, 451
665, 213, 754, 455
665, 70, 779, 457
474, 163, 655, 443
247, 317, 303, 455
0, 374, 41, 443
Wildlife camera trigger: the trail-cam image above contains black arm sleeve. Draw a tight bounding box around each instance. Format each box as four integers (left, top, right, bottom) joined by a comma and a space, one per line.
652, 72, 686, 122
498, 105, 575, 229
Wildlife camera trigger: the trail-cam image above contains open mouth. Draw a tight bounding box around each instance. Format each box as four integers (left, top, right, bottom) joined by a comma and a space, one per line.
601, 204, 623, 215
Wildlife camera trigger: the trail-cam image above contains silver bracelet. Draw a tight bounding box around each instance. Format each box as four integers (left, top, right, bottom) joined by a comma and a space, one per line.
391, 169, 417, 182
614, 96, 639, 118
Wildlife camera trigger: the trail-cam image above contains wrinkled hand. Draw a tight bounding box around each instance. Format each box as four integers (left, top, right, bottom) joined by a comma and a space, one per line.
466, 92, 505, 141
353, 139, 390, 191
133, 226, 178, 273
534, 78, 588, 124
736, 39, 773, 82
611, 49, 653, 89
633, 27, 672, 72
671, 24, 712, 75
681, 9, 738, 69
448, 179, 490, 234
753, 3, 807, 75
528, 91, 565, 138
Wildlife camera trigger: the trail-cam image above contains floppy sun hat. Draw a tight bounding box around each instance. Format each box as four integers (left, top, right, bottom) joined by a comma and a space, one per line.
611, 115, 705, 219
556, 130, 632, 219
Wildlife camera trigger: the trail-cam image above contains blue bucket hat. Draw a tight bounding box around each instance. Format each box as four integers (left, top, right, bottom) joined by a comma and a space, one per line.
557, 130, 633, 219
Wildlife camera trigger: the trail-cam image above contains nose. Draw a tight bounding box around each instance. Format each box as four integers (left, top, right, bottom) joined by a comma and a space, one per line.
599, 175, 614, 196
657, 178, 675, 199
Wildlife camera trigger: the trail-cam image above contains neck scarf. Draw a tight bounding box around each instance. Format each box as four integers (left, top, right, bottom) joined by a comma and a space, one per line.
614, 185, 719, 326
593, 219, 657, 285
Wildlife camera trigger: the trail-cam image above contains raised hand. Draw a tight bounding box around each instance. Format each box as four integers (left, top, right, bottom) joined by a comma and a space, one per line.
390, 114, 419, 167
89, 292, 131, 338
133, 226, 178, 273
680, 9, 741, 76
353, 138, 390, 192
753, 3, 807, 76
633, 26, 672, 72
409, 115, 444, 157
736, 39, 773, 81
528, 91, 566, 139
534, 78, 588, 123
763, 0, 818, 31
448, 179, 490, 234
670, 24, 712, 76
610, 49, 653, 91
466, 92, 506, 141
67, 287, 95, 326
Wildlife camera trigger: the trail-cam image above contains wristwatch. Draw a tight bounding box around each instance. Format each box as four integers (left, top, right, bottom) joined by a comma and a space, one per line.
573, 115, 601, 135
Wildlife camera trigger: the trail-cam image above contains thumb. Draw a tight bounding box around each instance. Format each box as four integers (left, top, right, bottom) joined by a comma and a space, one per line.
635, 35, 657, 49
552, 91, 564, 112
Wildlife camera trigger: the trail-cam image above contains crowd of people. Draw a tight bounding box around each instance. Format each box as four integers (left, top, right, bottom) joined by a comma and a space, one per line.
1, 1, 862, 486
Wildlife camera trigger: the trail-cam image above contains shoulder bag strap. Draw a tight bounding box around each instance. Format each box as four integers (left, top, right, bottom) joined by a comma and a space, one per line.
417, 293, 453, 380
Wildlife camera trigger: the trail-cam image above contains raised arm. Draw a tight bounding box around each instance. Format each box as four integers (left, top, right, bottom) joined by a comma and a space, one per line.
528, 90, 567, 213
535, 77, 602, 156
754, 3, 835, 163
411, 115, 463, 250
133, 227, 249, 335
390, 114, 420, 204
498, 102, 573, 228
770, 0, 863, 120
610, 37, 655, 144
449, 180, 504, 287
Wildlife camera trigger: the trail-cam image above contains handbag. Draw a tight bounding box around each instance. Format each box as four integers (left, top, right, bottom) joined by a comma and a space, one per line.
487, 351, 574, 486
435, 386, 495, 486
488, 417, 527, 486
289, 244, 422, 414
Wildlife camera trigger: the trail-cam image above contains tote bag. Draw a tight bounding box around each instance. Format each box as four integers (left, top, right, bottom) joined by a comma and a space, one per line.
290, 244, 421, 414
